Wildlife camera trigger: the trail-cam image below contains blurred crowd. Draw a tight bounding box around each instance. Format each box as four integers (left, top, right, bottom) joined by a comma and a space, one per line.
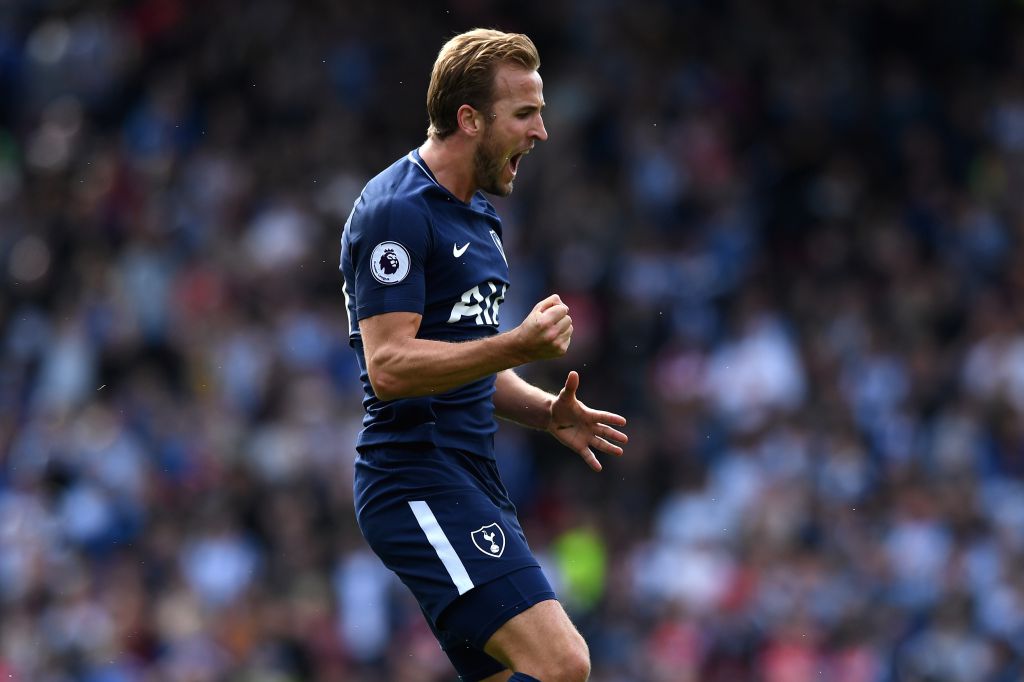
3, 0, 1024, 680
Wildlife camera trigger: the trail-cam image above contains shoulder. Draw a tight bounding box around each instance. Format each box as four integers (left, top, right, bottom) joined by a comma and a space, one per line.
361, 155, 428, 210
349, 159, 433, 233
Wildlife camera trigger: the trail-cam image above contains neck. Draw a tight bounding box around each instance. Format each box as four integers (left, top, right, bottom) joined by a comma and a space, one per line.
418, 136, 477, 203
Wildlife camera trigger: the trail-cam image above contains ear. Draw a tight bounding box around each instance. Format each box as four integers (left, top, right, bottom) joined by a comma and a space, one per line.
456, 104, 484, 137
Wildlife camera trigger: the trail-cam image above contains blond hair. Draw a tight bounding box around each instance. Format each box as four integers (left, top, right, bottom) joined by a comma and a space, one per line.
426, 28, 540, 139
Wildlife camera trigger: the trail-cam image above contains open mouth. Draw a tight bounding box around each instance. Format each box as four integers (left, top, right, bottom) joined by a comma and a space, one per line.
508, 149, 530, 175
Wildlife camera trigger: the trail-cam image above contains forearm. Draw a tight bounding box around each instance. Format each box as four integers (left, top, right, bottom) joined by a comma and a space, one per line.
493, 368, 554, 430
367, 333, 529, 400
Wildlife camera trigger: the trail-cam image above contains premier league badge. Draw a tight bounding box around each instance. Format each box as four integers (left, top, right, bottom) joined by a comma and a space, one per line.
370, 241, 411, 284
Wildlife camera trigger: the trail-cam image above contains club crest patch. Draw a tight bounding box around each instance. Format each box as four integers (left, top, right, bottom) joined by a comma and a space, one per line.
471, 523, 506, 558
370, 241, 411, 284
489, 229, 507, 266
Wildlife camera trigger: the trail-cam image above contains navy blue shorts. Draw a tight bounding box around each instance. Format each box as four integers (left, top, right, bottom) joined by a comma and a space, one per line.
354, 445, 556, 681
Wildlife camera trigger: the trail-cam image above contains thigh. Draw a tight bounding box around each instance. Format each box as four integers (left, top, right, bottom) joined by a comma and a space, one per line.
483, 599, 586, 671
438, 566, 556, 650
431, 566, 556, 682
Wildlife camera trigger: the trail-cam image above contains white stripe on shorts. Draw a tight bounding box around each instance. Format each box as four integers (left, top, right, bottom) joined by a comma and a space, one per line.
408, 500, 475, 595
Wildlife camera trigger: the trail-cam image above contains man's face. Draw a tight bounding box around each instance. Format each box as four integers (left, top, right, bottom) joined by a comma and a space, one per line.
473, 64, 548, 197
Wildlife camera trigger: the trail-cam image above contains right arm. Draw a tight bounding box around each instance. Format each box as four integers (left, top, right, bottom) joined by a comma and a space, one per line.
360, 294, 572, 401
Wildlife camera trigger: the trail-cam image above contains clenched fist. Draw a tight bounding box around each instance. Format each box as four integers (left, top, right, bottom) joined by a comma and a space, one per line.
514, 294, 573, 361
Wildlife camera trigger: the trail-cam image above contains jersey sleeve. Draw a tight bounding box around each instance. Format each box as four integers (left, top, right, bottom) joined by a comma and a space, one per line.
346, 195, 431, 321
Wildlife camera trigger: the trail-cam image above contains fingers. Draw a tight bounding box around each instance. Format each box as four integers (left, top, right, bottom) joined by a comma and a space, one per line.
535, 293, 563, 313
563, 370, 580, 396
543, 311, 572, 335
580, 447, 602, 472
523, 298, 571, 358
556, 320, 573, 353
546, 314, 572, 353
569, 402, 628, 443
539, 302, 570, 324
593, 410, 627, 427
576, 435, 623, 473
597, 423, 628, 445
592, 435, 625, 457
536, 296, 570, 335
578, 434, 623, 473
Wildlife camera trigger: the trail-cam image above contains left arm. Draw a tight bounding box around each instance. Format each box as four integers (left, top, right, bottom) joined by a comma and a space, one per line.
493, 368, 555, 430
494, 369, 628, 472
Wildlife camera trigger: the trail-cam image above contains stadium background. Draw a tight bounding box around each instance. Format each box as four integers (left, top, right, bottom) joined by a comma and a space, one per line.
3, 1, 1024, 680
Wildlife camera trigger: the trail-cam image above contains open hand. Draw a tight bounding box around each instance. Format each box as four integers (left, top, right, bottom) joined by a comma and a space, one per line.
548, 371, 628, 471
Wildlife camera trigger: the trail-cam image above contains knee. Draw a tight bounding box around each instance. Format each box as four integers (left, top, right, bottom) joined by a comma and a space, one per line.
562, 646, 591, 682
544, 635, 590, 682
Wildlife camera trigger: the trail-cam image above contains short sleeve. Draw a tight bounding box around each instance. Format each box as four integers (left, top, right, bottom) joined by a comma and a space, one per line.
346, 196, 431, 321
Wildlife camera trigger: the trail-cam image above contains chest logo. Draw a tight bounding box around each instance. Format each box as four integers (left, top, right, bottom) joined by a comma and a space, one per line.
453, 242, 470, 258
471, 523, 506, 558
448, 281, 507, 325
369, 241, 411, 284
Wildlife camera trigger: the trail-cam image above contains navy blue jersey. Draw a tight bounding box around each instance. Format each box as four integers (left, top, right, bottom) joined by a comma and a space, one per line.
340, 149, 511, 458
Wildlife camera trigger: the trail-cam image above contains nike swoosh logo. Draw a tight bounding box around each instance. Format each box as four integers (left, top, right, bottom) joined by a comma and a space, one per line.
453, 242, 470, 258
